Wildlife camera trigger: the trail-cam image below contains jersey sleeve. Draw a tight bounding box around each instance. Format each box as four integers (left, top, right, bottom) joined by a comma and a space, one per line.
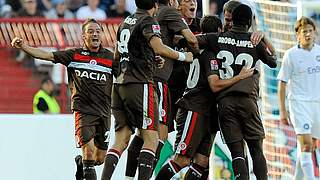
196, 33, 219, 50
52, 49, 75, 66
201, 50, 220, 78
163, 7, 188, 33
141, 16, 161, 42
256, 41, 277, 68
277, 50, 292, 83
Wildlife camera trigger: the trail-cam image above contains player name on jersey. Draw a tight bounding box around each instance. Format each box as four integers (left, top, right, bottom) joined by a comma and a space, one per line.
218, 37, 254, 48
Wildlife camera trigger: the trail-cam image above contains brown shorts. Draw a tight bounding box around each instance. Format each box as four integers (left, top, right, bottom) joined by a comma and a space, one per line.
74, 111, 110, 150
155, 81, 173, 131
112, 83, 159, 133
218, 96, 265, 144
174, 108, 214, 158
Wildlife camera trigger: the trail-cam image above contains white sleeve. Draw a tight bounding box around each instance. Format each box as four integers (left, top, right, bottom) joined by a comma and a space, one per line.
277, 50, 292, 82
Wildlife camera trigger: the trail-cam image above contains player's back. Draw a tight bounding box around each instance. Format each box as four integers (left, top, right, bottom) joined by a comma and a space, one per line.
116, 10, 160, 84
216, 30, 261, 100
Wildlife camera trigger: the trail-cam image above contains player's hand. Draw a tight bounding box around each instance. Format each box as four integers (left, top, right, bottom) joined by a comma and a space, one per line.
238, 67, 254, 80
250, 31, 264, 46
184, 52, 193, 63
11, 37, 24, 49
280, 110, 290, 125
155, 55, 165, 68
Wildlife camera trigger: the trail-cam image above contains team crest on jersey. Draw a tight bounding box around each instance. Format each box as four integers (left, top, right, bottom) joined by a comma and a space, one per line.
210, 59, 219, 70
161, 109, 166, 117
303, 123, 310, 130
89, 59, 97, 66
316, 55, 320, 62
152, 24, 161, 34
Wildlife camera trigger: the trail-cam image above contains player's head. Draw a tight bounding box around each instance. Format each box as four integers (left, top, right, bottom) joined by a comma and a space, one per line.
41, 77, 55, 95
135, 0, 157, 10
200, 15, 222, 33
82, 18, 102, 51
223, 0, 241, 31
177, 0, 197, 21
295, 16, 316, 48
157, 0, 169, 5
232, 4, 252, 29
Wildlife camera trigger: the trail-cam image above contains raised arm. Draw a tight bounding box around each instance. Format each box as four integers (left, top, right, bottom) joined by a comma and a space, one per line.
11, 37, 54, 61
208, 67, 254, 93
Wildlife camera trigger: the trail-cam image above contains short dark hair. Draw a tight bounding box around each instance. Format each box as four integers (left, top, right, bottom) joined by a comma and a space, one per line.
157, 0, 169, 5
82, 18, 102, 32
41, 77, 53, 85
223, 0, 241, 14
232, 4, 252, 27
200, 15, 222, 33
135, 0, 156, 10
295, 16, 316, 33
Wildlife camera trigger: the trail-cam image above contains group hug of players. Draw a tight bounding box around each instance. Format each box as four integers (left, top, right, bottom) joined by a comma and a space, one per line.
11, 0, 277, 179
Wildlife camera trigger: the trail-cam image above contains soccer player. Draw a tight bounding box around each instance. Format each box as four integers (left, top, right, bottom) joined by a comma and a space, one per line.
11, 19, 114, 180
168, 0, 201, 129
197, 4, 277, 180
278, 17, 320, 180
124, 0, 198, 179
100, 0, 193, 179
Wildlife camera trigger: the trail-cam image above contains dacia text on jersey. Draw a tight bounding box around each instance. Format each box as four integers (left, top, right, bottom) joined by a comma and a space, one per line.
75, 69, 108, 81
218, 37, 254, 48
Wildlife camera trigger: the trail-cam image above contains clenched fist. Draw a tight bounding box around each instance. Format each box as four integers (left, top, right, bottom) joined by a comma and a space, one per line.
11, 37, 24, 49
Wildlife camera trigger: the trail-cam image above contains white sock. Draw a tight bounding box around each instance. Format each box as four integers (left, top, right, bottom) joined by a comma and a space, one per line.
295, 142, 304, 180
124, 176, 134, 180
300, 152, 315, 180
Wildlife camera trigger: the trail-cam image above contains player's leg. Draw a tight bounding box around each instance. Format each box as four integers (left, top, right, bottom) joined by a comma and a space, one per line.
155, 81, 170, 165
227, 141, 249, 180
184, 129, 216, 180
125, 130, 143, 179
218, 97, 248, 180
135, 83, 160, 180
288, 100, 316, 180
246, 139, 268, 180
297, 134, 315, 180
101, 125, 132, 180
92, 116, 110, 172
74, 112, 101, 180
138, 129, 159, 180
157, 109, 207, 180
101, 84, 132, 180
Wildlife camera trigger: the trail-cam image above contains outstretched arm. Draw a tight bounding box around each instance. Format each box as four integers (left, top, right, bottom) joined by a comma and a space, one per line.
150, 36, 193, 63
11, 37, 54, 61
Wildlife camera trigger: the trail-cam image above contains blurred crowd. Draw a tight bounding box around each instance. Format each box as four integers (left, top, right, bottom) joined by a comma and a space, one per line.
0, 0, 134, 19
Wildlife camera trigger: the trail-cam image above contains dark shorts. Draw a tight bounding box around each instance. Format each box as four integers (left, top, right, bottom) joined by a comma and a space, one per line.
155, 81, 173, 132
112, 83, 159, 133
74, 111, 110, 150
168, 87, 184, 128
174, 108, 215, 158
218, 96, 265, 144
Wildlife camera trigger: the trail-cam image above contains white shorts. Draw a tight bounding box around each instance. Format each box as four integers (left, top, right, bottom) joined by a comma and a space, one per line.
288, 100, 320, 139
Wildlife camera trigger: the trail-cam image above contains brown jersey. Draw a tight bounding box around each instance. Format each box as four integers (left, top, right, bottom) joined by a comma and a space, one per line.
197, 28, 277, 101
154, 4, 188, 82
176, 49, 217, 115
115, 9, 161, 84
53, 48, 113, 116
168, 17, 201, 90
